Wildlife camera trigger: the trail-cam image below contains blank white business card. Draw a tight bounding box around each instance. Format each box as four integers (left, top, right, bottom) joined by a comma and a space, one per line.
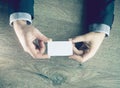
47, 41, 73, 56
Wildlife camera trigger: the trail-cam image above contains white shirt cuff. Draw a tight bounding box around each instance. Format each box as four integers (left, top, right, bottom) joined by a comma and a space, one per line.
89, 24, 110, 37
9, 12, 32, 26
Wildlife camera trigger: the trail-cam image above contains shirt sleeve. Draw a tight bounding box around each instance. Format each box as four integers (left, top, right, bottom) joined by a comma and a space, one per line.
89, 23, 110, 37
9, 12, 32, 26
86, 0, 114, 37
86, 0, 114, 27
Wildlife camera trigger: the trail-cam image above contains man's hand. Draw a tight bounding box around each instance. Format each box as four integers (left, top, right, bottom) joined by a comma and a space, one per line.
69, 32, 105, 63
13, 20, 50, 59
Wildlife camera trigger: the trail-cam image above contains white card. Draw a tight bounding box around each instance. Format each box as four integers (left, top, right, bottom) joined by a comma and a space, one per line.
47, 41, 73, 56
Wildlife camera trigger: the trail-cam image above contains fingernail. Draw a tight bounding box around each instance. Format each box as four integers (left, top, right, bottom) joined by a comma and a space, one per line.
48, 38, 52, 42
69, 38, 72, 41
50, 38, 52, 40
48, 56, 51, 59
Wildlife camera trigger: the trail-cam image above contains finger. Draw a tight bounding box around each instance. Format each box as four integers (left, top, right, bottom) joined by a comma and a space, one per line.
32, 39, 46, 54
69, 38, 72, 41
33, 39, 41, 50
28, 47, 50, 59
48, 38, 53, 42
81, 44, 98, 63
39, 41, 46, 54
35, 54, 50, 59
73, 46, 83, 55
27, 40, 43, 58
35, 29, 50, 42
26, 48, 39, 58
69, 46, 96, 63
27, 43, 40, 58
29, 41, 50, 59
69, 55, 83, 63
72, 36, 86, 43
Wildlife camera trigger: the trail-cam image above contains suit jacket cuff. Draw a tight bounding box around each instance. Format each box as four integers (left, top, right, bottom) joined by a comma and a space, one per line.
89, 24, 110, 37
9, 12, 32, 26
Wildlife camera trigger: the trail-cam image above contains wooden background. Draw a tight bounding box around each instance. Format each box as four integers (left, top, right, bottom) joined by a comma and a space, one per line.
0, 0, 120, 88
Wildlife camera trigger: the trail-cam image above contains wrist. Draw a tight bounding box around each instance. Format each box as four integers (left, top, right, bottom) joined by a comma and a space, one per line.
92, 32, 106, 38
13, 20, 27, 28
89, 24, 110, 37
97, 32, 105, 37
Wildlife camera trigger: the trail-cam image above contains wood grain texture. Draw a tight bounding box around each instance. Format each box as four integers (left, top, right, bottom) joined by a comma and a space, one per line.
0, 0, 120, 88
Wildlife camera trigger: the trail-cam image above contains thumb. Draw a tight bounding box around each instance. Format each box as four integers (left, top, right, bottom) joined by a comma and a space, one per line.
36, 32, 50, 42
34, 28, 49, 42
38, 35, 49, 42
72, 35, 86, 43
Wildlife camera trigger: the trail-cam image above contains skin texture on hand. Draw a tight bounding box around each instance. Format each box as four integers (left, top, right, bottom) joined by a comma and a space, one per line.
13, 20, 50, 59
12, 20, 105, 63
69, 32, 105, 63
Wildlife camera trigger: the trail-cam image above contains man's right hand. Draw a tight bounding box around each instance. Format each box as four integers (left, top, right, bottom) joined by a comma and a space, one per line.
69, 32, 105, 63
13, 20, 50, 59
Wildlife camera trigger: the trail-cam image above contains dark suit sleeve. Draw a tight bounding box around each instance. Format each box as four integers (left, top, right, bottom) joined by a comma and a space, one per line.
8, 0, 34, 19
86, 0, 115, 28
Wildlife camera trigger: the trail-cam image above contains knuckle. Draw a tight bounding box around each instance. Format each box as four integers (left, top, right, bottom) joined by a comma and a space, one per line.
31, 53, 37, 58
23, 48, 28, 53
32, 54, 38, 59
